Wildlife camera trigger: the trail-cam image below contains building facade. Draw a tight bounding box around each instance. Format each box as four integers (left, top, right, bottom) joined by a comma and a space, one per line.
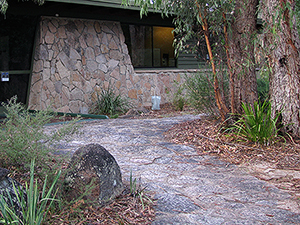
0, 0, 200, 113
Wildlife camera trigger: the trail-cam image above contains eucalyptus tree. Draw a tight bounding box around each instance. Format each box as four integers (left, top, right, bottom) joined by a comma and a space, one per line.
227, 0, 259, 114
124, 0, 259, 121
260, 0, 300, 136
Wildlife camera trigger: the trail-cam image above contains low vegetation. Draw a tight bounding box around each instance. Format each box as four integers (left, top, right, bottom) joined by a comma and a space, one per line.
184, 71, 219, 115
0, 97, 80, 176
0, 160, 60, 225
90, 84, 132, 118
0, 97, 154, 225
226, 100, 283, 146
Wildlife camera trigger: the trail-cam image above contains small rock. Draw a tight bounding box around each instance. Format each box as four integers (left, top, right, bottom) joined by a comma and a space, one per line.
125, 109, 140, 116
65, 144, 123, 205
119, 107, 150, 119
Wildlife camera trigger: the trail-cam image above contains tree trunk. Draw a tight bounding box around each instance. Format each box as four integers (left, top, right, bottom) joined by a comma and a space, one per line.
196, 3, 230, 121
261, 0, 300, 136
227, 0, 259, 114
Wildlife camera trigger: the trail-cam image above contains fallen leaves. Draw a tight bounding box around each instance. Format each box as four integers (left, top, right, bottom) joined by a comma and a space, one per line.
46, 189, 155, 225
164, 116, 300, 209
165, 117, 300, 168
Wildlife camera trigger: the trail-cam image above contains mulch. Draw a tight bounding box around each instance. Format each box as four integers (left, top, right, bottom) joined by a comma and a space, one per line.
165, 117, 300, 169
47, 189, 155, 225
163, 114, 300, 209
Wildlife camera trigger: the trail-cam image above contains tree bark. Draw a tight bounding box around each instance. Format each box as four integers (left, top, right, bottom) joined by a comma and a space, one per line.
261, 0, 300, 136
196, 2, 229, 121
227, 0, 259, 114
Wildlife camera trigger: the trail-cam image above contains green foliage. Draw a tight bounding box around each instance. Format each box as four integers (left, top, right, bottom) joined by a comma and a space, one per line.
227, 100, 282, 146
90, 84, 132, 117
129, 171, 152, 210
0, 96, 80, 174
184, 71, 220, 115
0, 159, 60, 225
172, 82, 186, 111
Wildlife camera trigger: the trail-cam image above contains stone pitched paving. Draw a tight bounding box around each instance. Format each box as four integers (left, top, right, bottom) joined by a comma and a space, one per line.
49, 115, 300, 224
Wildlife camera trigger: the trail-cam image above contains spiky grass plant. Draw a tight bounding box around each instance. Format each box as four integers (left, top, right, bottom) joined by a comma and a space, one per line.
0, 159, 60, 225
90, 84, 131, 117
228, 100, 282, 146
129, 171, 152, 210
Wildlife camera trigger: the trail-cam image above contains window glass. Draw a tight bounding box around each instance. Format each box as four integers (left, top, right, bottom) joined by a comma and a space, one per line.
0, 15, 37, 104
0, 15, 37, 71
122, 24, 176, 68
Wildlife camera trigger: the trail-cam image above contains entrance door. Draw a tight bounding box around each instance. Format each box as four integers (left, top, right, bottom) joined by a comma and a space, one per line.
0, 14, 38, 108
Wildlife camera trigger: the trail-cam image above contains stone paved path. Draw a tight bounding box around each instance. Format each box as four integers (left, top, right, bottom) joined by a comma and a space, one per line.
50, 115, 300, 224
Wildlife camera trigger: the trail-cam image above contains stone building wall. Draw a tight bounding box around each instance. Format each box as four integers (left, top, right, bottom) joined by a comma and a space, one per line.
29, 16, 197, 113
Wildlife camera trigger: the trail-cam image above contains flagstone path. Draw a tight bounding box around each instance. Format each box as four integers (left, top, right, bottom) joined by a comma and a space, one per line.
49, 115, 300, 224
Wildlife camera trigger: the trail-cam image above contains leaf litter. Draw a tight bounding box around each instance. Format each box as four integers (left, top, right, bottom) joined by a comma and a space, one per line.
164, 115, 300, 212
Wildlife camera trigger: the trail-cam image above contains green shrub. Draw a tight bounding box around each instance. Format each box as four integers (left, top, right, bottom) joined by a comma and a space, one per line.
172, 82, 186, 111
0, 159, 60, 225
90, 84, 131, 117
184, 71, 218, 115
227, 100, 282, 145
0, 96, 80, 174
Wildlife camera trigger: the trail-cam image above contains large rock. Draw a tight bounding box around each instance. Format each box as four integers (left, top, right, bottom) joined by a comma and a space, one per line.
0, 168, 27, 218
65, 144, 123, 204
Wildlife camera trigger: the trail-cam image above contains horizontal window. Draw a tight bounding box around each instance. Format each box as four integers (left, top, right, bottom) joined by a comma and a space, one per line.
122, 24, 176, 68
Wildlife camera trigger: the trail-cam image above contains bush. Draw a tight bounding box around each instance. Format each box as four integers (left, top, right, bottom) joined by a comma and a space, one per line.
0, 96, 80, 174
184, 71, 219, 115
227, 100, 282, 145
90, 84, 131, 117
172, 82, 186, 111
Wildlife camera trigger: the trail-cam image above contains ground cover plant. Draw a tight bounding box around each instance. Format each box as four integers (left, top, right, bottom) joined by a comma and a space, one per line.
184, 71, 219, 116
0, 160, 60, 225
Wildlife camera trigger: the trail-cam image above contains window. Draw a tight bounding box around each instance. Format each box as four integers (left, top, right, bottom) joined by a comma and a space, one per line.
122, 24, 176, 68
0, 15, 37, 104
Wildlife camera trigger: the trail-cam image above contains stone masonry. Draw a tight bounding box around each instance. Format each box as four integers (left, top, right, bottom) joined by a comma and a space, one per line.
29, 16, 197, 113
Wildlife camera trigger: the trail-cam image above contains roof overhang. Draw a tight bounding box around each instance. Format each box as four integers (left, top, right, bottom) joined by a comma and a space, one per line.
45, 0, 141, 11
5, 0, 173, 27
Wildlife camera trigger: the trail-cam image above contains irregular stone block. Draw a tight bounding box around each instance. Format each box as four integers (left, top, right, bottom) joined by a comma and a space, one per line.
65, 144, 123, 205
